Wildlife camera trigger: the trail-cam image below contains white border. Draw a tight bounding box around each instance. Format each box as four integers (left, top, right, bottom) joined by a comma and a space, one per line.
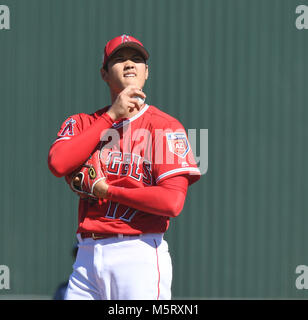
52, 136, 71, 145
155, 167, 201, 183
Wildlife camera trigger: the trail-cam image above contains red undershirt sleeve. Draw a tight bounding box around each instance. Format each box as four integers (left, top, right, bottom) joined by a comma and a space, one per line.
106, 175, 189, 218
48, 113, 114, 177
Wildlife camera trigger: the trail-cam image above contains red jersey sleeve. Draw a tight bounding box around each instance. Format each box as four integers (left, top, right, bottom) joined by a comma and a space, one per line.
152, 120, 201, 186
48, 111, 114, 177
106, 175, 189, 218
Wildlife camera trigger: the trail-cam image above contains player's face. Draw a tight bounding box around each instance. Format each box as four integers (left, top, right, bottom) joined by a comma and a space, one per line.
102, 47, 149, 94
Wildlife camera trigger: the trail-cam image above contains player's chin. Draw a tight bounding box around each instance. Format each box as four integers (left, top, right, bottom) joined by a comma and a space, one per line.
122, 78, 138, 85
122, 77, 145, 88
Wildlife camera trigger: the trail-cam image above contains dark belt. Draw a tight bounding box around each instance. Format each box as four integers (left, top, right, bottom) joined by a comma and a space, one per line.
81, 232, 138, 240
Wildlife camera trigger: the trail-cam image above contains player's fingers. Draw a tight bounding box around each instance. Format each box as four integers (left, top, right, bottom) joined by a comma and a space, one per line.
128, 98, 142, 110
73, 175, 82, 186
132, 89, 146, 100
121, 85, 139, 96
127, 101, 138, 112
125, 86, 146, 99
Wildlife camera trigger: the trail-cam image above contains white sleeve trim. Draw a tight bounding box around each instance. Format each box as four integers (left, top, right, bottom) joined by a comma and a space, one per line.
52, 137, 71, 145
155, 167, 201, 183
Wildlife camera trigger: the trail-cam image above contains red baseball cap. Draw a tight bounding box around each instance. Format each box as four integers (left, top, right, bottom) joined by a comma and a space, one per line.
103, 34, 149, 69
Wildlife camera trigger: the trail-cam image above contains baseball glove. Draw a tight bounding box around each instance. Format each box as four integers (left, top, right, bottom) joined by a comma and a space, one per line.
65, 148, 106, 198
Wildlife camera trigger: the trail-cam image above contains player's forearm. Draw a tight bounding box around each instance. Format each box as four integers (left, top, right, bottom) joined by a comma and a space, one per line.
103, 177, 189, 218
106, 186, 185, 217
48, 114, 113, 177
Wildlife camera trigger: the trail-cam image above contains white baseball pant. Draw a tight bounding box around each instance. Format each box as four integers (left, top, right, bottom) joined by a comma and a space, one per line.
64, 233, 172, 300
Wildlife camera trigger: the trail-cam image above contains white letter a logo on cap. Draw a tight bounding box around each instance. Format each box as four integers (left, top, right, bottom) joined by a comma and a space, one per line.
121, 34, 130, 43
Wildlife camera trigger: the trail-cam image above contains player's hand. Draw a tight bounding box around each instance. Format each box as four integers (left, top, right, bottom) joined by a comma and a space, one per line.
71, 175, 108, 200
107, 85, 146, 120
71, 175, 93, 199
65, 148, 107, 200
93, 179, 109, 199
67, 176, 89, 199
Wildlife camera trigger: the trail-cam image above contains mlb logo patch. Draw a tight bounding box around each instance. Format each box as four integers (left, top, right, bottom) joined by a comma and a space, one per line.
166, 132, 190, 158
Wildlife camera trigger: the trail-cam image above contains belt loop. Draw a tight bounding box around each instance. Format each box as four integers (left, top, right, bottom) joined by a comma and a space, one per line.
118, 234, 124, 239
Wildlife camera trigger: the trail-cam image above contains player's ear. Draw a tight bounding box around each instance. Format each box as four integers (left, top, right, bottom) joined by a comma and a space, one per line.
100, 67, 109, 82
145, 64, 149, 80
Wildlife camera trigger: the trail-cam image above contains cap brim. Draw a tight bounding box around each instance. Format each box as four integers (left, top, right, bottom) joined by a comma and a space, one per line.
104, 42, 149, 67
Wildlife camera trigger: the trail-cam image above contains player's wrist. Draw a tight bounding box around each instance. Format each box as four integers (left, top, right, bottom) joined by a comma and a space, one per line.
93, 179, 109, 198
106, 109, 118, 121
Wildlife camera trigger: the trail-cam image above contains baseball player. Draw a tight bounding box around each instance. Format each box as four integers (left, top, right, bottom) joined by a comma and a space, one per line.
48, 34, 201, 300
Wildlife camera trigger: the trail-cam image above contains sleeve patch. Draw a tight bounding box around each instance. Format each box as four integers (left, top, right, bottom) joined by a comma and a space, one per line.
166, 132, 190, 158
59, 118, 76, 137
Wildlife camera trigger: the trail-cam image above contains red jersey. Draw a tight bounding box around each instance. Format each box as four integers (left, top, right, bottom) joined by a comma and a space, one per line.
54, 104, 201, 234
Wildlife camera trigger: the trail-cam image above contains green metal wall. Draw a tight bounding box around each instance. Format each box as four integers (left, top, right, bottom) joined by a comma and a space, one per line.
1, 0, 308, 299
